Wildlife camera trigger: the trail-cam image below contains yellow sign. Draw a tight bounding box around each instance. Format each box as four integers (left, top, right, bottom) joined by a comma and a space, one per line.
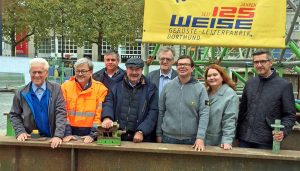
142, 0, 286, 48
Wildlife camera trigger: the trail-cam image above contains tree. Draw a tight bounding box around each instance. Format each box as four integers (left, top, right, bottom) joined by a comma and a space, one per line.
72, 0, 144, 60
2, 0, 145, 58
2, 0, 35, 56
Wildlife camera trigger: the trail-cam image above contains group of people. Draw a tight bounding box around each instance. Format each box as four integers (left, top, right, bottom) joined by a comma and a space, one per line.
9, 47, 296, 151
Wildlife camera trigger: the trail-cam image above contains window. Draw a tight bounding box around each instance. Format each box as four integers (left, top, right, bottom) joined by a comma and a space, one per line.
84, 42, 92, 54
119, 41, 142, 62
51, 37, 55, 53
38, 38, 52, 53
101, 37, 112, 55
58, 37, 77, 53
121, 42, 141, 55
3, 42, 9, 50
147, 44, 156, 55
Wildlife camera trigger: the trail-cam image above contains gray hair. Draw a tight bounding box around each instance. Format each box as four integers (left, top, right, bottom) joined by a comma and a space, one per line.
29, 58, 49, 71
157, 46, 175, 59
252, 49, 274, 60
74, 58, 94, 71
104, 49, 120, 61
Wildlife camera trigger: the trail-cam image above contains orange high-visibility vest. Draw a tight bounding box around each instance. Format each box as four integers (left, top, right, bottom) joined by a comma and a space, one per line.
61, 77, 108, 128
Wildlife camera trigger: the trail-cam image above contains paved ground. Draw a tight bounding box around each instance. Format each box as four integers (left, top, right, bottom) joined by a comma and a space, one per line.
0, 92, 14, 135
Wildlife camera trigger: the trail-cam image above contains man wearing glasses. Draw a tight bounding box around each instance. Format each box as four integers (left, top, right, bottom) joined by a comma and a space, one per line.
148, 46, 178, 96
93, 50, 125, 89
61, 58, 108, 143
10, 58, 66, 148
147, 47, 178, 142
237, 49, 296, 149
157, 55, 209, 151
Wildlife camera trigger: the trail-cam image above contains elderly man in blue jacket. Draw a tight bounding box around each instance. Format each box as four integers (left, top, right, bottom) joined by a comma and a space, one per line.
10, 58, 66, 149
101, 58, 158, 143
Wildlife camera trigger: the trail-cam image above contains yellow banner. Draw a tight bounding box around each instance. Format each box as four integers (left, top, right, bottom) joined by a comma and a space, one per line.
142, 0, 286, 48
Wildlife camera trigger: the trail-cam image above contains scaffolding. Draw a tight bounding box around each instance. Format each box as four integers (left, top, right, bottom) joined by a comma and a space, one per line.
145, 0, 300, 112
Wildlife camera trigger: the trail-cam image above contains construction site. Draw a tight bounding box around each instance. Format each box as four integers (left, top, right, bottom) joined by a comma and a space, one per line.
1, 0, 300, 171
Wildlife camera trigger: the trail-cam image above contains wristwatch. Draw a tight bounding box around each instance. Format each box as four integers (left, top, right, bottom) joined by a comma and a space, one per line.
137, 130, 143, 135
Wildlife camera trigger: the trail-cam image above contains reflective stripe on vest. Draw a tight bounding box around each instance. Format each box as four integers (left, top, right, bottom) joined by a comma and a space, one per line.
98, 102, 102, 109
68, 110, 95, 117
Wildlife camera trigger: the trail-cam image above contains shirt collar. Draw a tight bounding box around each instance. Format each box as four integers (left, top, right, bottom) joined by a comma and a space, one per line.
129, 81, 139, 87
75, 77, 92, 91
32, 81, 46, 92
160, 69, 172, 78
259, 68, 276, 80
105, 68, 120, 77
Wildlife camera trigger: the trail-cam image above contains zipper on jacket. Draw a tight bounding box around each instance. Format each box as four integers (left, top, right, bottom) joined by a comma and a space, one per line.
180, 84, 183, 139
126, 96, 131, 131
48, 93, 53, 137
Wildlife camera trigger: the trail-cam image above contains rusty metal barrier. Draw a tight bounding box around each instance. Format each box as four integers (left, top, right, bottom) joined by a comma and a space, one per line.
282, 125, 300, 151
0, 136, 300, 171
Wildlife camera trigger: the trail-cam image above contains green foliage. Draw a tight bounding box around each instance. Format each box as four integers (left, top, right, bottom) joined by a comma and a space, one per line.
68, 0, 144, 47
2, 0, 33, 43
2, 0, 145, 55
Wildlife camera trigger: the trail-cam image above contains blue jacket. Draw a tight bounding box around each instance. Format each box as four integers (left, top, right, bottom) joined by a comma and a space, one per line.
102, 75, 158, 140
92, 67, 125, 89
10, 81, 66, 138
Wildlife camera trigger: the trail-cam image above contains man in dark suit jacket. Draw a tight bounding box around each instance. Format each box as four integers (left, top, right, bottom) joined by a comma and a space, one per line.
148, 47, 177, 142
148, 46, 177, 97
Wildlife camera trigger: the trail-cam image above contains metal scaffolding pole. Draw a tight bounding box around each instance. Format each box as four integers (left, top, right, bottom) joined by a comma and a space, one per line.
288, 0, 300, 14
194, 59, 300, 68
279, 0, 300, 63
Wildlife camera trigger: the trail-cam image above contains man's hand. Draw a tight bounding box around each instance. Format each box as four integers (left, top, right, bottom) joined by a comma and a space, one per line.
81, 136, 94, 143
17, 133, 31, 141
156, 136, 162, 143
192, 138, 205, 151
133, 131, 143, 143
49, 137, 62, 149
220, 143, 232, 150
146, 56, 154, 65
63, 135, 77, 142
273, 131, 284, 142
101, 118, 113, 128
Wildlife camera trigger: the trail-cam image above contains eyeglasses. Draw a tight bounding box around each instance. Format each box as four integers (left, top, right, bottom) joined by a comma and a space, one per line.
253, 60, 270, 66
30, 71, 46, 75
75, 70, 90, 75
159, 57, 173, 62
177, 63, 191, 67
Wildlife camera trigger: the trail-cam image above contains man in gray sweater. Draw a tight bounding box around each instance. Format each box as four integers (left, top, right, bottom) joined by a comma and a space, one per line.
156, 55, 209, 151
